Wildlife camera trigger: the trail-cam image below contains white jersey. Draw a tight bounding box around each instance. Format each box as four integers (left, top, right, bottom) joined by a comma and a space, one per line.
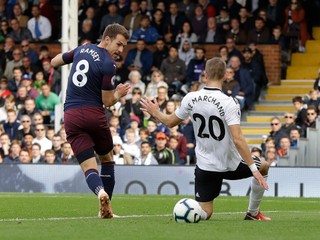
175, 87, 242, 172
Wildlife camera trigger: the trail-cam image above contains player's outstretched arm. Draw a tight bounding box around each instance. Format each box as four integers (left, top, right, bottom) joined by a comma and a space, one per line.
51, 53, 66, 68
229, 124, 269, 190
140, 98, 182, 128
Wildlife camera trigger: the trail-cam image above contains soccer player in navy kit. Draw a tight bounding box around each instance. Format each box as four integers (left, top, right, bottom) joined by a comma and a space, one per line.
51, 24, 130, 219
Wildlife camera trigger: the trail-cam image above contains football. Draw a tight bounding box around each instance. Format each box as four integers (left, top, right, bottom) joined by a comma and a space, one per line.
173, 198, 202, 223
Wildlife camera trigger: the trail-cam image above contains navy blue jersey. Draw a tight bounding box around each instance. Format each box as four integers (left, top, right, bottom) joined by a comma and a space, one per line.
63, 44, 116, 111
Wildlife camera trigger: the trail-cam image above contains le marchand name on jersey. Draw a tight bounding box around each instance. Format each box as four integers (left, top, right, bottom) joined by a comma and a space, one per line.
187, 95, 225, 116
79, 47, 101, 62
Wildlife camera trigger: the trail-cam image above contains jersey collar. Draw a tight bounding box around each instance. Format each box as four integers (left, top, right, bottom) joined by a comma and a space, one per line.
203, 87, 222, 91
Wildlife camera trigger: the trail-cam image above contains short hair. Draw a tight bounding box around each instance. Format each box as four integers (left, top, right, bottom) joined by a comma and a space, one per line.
139, 126, 149, 135
292, 96, 303, 103
205, 57, 226, 80
32, 142, 41, 150
140, 140, 151, 147
102, 23, 129, 41
6, 108, 17, 115
128, 70, 141, 80
44, 149, 55, 156
307, 105, 317, 112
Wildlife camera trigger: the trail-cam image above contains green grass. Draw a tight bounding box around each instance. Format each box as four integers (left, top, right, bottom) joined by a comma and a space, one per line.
0, 193, 320, 240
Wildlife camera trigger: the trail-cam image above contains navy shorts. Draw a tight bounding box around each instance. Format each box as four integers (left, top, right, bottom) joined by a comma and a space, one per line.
195, 156, 262, 202
64, 106, 113, 162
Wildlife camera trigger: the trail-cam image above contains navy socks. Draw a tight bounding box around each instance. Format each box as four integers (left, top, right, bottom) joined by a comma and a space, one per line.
100, 162, 115, 200
84, 169, 104, 195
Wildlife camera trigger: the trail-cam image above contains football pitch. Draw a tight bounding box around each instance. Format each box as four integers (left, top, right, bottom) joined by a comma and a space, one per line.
0, 193, 319, 240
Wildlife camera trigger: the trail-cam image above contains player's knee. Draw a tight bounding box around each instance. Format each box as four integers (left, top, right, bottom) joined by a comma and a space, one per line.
99, 151, 113, 163
259, 160, 269, 176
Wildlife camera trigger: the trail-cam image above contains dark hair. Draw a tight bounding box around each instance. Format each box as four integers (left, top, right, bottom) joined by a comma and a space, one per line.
292, 96, 303, 104
102, 23, 130, 40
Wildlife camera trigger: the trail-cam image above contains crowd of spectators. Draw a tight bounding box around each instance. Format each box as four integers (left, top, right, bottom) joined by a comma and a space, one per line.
0, 0, 320, 165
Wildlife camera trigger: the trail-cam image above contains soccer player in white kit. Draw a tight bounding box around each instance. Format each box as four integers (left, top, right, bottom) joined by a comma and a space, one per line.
140, 57, 271, 221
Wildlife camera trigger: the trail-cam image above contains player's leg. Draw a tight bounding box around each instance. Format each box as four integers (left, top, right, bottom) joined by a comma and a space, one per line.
195, 166, 222, 220
245, 156, 271, 220
99, 151, 115, 200
64, 108, 113, 219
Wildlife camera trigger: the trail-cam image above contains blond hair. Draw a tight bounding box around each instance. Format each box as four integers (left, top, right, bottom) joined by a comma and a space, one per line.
205, 57, 226, 81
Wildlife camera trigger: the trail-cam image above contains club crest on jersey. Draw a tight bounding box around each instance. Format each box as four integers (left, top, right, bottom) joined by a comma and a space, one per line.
111, 76, 116, 86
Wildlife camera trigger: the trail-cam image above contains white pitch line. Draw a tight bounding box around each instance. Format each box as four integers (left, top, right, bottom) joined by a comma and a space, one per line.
1, 210, 319, 223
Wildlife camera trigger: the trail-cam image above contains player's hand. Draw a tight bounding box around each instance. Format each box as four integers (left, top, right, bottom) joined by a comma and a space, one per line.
252, 171, 269, 190
115, 83, 131, 98
140, 97, 160, 117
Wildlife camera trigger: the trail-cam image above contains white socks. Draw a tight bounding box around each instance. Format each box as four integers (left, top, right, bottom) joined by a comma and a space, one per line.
248, 176, 268, 216
200, 209, 208, 220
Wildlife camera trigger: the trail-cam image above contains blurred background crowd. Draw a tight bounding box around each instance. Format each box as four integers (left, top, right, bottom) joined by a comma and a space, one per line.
0, 0, 320, 166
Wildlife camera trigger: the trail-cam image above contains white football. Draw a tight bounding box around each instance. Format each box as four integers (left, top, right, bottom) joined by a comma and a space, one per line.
173, 198, 202, 223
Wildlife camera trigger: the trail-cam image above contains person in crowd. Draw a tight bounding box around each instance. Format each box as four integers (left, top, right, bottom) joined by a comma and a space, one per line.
0, 20, 11, 40
124, 71, 146, 100
169, 125, 187, 164
163, 2, 187, 43
127, 115, 141, 142
135, 140, 158, 165
280, 112, 297, 136
39, 0, 59, 39
27, 4, 52, 42
32, 70, 46, 93
124, 87, 144, 122
146, 119, 158, 147
251, 147, 262, 158
122, 128, 140, 160
277, 136, 291, 157
226, 18, 247, 44
15, 85, 28, 110
32, 112, 44, 126
178, 38, 195, 67
99, 3, 123, 37
283, 0, 309, 51
44, 149, 58, 164
22, 133, 34, 156
4, 49, 23, 81
178, 116, 195, 164
57, 142, 77, 164
225, 37, 242, 61
218, 45, 229, 63
131, 15, 159, 44
161, 45, 186, 94
198, 16, 225, 44
42, 59, 61, 95
198, 0, 216, 18
124, 38, 153, 77
247, 17, 271, 44
229, 55, 254, 110
32, 123, 52, 155
216, 5, 230, 30
123, 0, 142, 37
79, 19, 97, 44
313, 70, 320, 92
117, 0, 130, 18
14, 114, 34, 141
4, 139, 21, 163
265, 147, 277, 167
151, 8, 165, 37
300, 105, 318, 138
222, 67, 244, 110
152, 132, 175, 164
268, 117, 289, 150
8, 18, 32, 43
189, 5, 207, 40
145, 70, 168, 99
113, 55, 129, 87
292, 96, 307, 127
12, 3, 29, 28
266, 0, 285, 28
241, 47, 268, 102
21, 56, 40, 81
3, 108, 21, 141
17, 97, 39, 120
178, 0, 195, 19
305, 89, 320, 113
51, 134, 62, 157
112, 135, 133, 165
0, 133, 11, 158
0, 94, 16, 123
19, 148, 31, 163
0, 77, 11, 105
3, 37, 15, 62
35, 84, 61, 124
290, 127, 301, 148
31, 142, 44, 163
20, 73, 39, 99
37, 45, 51, 67
185, 46, 206, 90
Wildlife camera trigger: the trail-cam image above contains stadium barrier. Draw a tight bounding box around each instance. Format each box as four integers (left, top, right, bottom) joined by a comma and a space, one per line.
0, 164, 319, 197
